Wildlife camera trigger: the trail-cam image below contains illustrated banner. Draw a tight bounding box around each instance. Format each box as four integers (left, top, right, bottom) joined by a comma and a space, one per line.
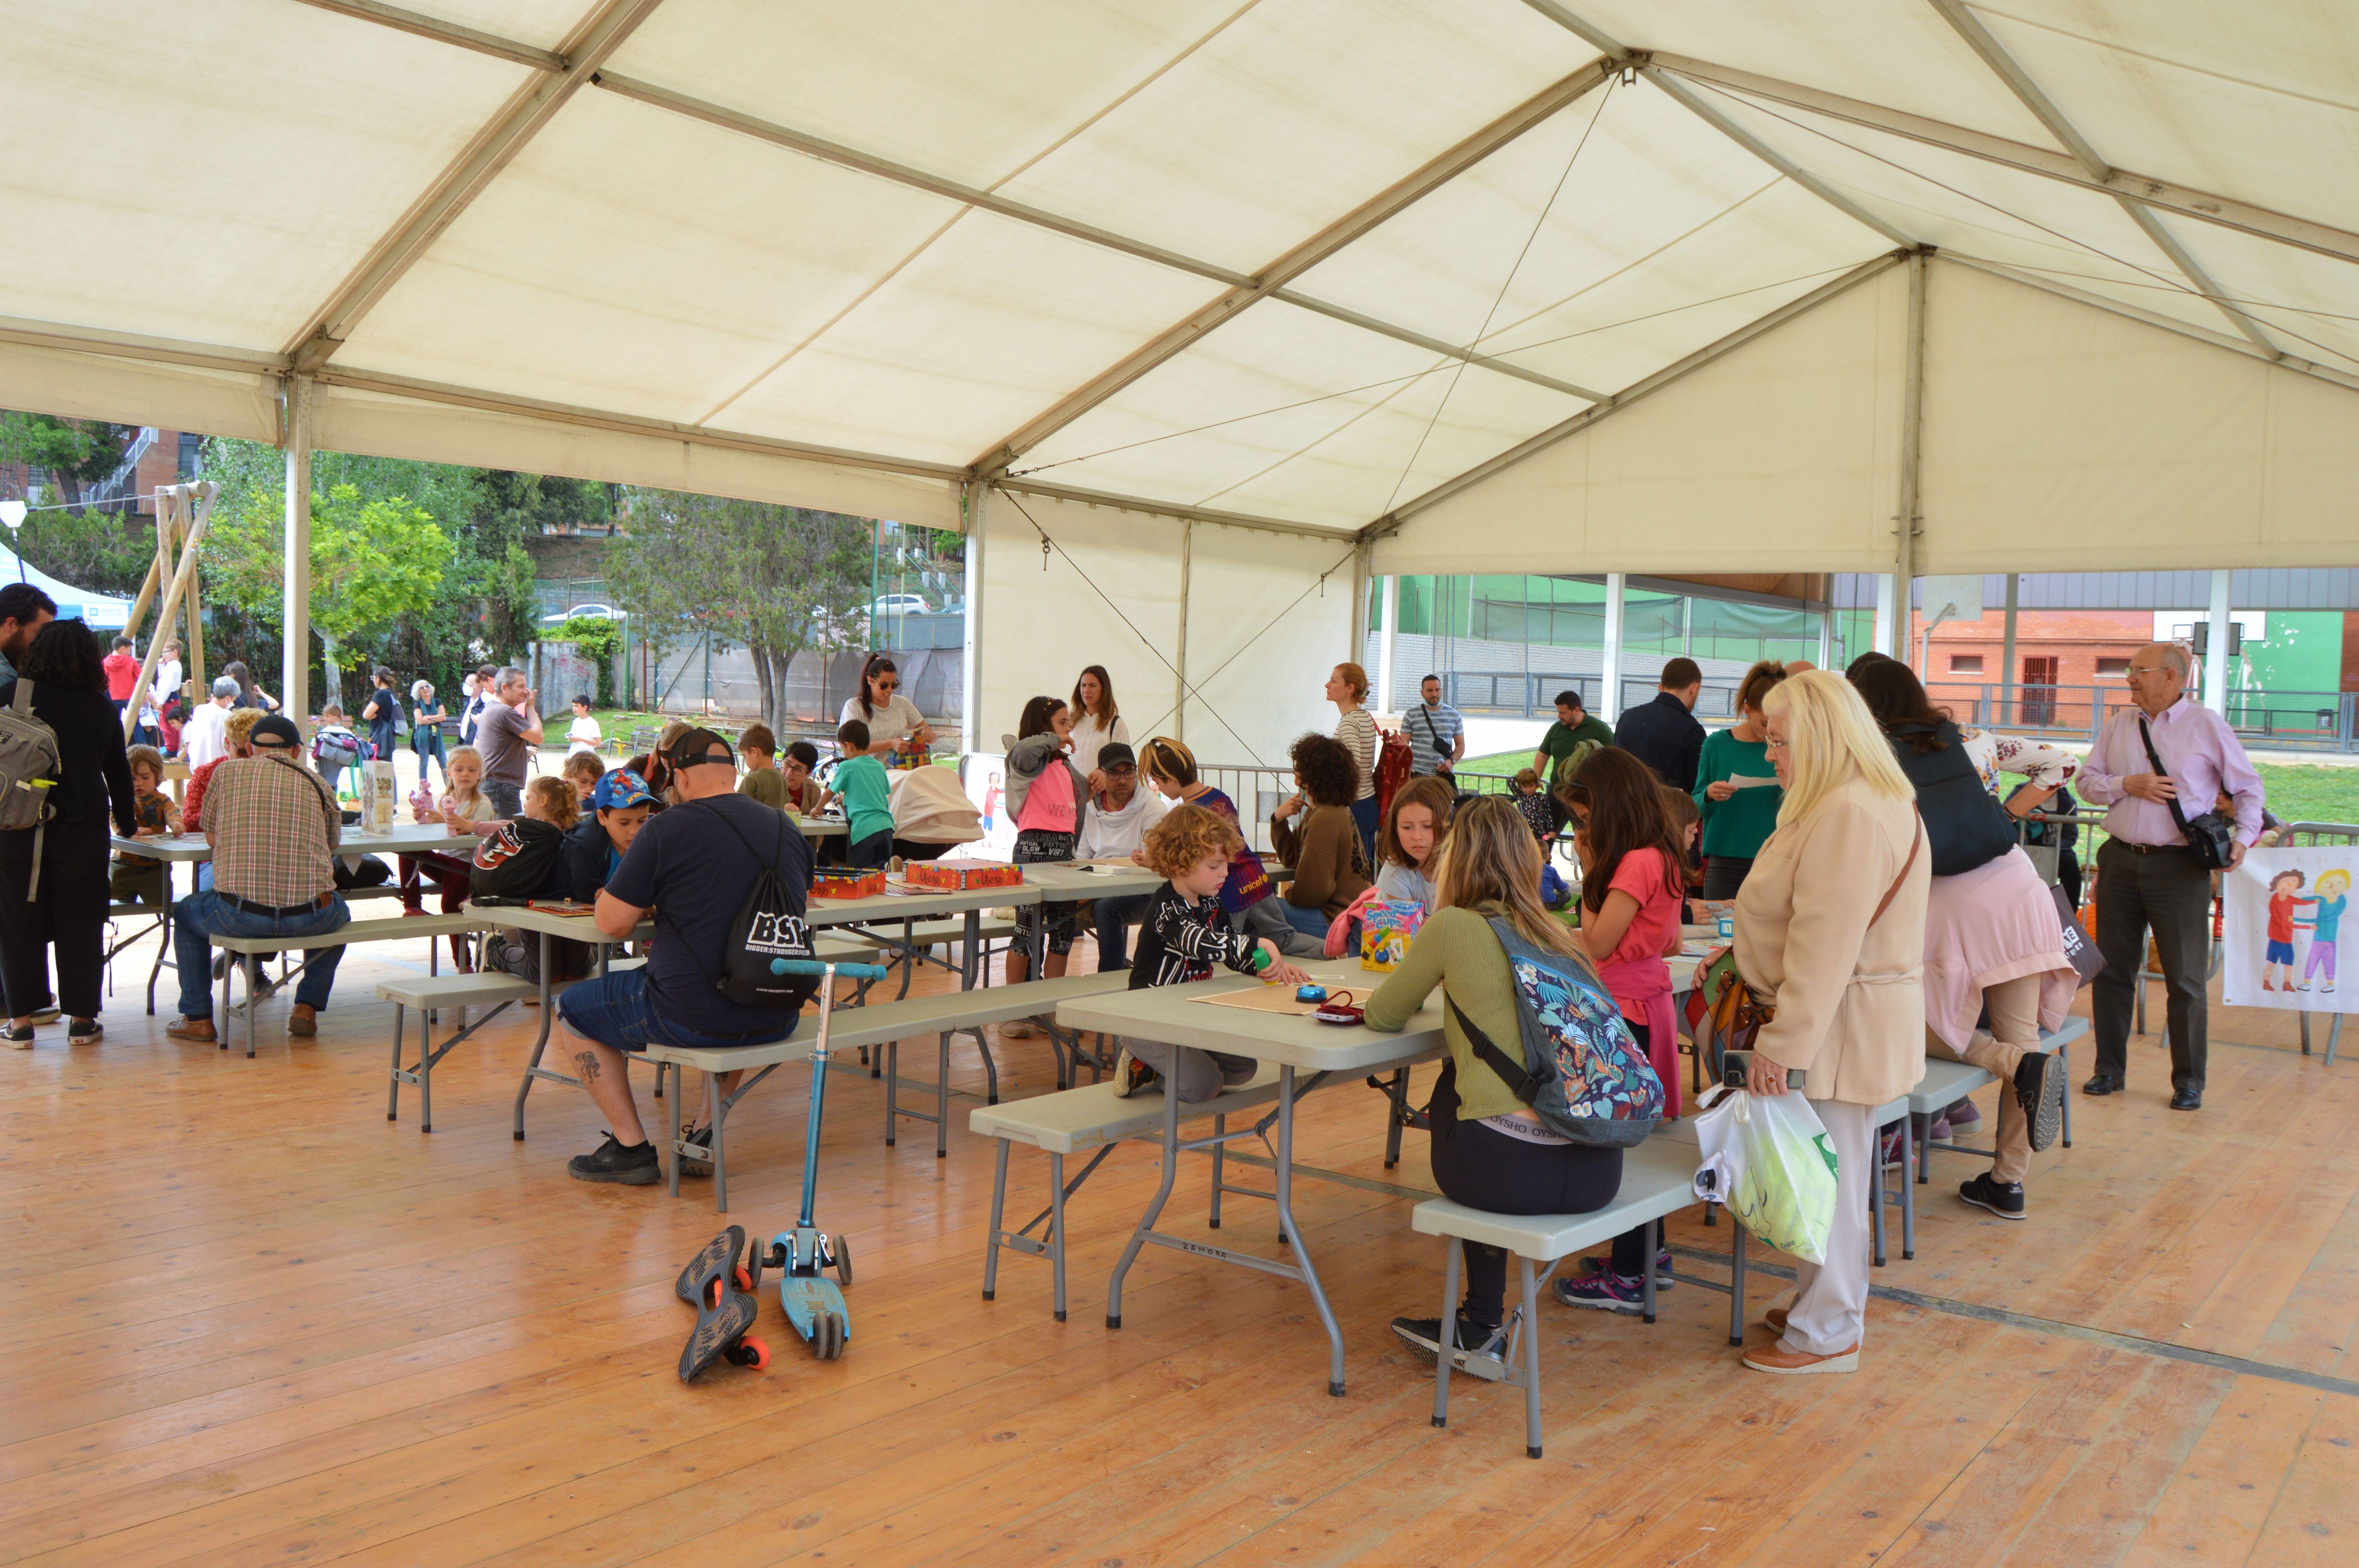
2221, 847, 2355, 1012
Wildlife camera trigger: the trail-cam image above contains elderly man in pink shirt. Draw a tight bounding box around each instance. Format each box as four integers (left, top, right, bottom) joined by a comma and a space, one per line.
2076, 642, 2265, 1112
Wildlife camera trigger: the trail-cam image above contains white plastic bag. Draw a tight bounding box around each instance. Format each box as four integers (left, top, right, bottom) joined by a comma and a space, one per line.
1691, 1086, 1840, 1265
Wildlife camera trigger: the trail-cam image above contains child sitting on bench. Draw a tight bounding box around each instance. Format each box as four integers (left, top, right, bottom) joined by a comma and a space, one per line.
1114, 803, 1310, 1101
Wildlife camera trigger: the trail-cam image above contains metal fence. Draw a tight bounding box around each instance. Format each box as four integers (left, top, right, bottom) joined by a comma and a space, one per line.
1922, 682, 2359, 753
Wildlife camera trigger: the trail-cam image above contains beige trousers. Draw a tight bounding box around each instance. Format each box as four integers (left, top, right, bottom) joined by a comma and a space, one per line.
1785, 1098, 1874, 1357
1925, 972, 2044, 1185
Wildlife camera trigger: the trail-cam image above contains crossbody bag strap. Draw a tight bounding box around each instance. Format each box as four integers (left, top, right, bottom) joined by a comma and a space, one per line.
1869, 816, 1923, 928
1443, 990, 1541, 1105
12, 678, 32, 717
2136, 715, 2200, 843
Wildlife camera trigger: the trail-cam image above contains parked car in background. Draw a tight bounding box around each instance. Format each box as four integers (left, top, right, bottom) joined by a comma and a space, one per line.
870, 593, 931, 618
542, 603, 623, 625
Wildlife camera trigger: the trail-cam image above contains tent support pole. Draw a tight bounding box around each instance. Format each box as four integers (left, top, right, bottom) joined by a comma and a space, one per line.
1600, 573, 1625, 722
1893, 250, 1928, 661
1350, 543, 1371, 673
2205, 568, 2232, 716
1816, 578, 1833, 669
961, 482, 984, 757
1173, 519, 1192, 745
1376, 575, 1398, 719
2000, 574, 2019, 724
284, 376, 313, 736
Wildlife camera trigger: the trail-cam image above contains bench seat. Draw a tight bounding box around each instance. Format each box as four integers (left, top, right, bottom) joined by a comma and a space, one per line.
206, 913, 493, 1057
1413, 1137, 1705, 1457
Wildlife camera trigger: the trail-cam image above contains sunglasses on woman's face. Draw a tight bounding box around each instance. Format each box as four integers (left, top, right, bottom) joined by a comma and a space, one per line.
875, 679, 899, 692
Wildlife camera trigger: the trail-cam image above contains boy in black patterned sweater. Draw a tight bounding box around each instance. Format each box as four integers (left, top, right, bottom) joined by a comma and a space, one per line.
1116, 802, 1312, 1102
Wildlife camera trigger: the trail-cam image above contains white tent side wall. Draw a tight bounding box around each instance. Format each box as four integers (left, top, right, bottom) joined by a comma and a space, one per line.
310, 383, 961, 527
0, 338, 280, 446
1372, 264, 1910, 577
976, 490, 1184, 752
1177, 523, 1360, 768
1916, 262, 2359, 572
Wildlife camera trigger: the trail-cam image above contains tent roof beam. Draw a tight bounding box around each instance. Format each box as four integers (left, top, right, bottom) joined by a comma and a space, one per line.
286, 0, 565, 71
1364, 250, 1909, 539
1646, 54, 2359, 268
967, 56, 1622, 476
591, 72, 1604, 403
281, 0, 667, 371
1922, 0, 2284, 359
992, 478, 1355, 541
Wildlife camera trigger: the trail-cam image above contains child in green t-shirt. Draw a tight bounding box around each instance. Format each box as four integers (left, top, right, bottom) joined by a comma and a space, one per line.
834, 719, 895, 867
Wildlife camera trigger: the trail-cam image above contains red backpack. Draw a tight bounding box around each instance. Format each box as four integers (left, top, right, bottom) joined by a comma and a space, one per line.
1374, 729, 1415, 821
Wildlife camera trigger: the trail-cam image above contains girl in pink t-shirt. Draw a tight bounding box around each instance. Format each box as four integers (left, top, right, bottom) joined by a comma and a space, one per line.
1558, 748, 1688, 1312
1002, 696, 1087, 1021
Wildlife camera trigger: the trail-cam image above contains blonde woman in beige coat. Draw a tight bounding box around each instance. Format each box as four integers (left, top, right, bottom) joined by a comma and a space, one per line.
1731, 670, 1929, 1374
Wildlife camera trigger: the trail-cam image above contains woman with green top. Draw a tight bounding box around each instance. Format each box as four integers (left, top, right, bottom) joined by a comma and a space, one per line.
1366, 795, 1626, 1370
1693, 660, 1789, 899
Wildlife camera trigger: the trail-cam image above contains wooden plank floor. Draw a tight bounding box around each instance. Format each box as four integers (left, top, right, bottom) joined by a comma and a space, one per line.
4, 918, 2357, 1566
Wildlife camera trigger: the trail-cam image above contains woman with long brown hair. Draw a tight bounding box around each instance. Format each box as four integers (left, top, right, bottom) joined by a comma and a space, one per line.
1067, 664, 1127, 780
1365, 796, 1628, 1368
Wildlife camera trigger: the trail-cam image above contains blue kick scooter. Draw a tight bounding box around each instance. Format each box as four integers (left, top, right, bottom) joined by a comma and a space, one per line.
756, 958, 883, 1361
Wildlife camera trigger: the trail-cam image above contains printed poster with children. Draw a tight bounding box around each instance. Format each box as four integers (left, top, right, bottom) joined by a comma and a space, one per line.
2223, 848, 2353, 1011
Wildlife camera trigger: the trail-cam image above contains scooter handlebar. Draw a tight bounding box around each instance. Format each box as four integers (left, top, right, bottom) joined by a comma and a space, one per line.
773, 958, 891, 982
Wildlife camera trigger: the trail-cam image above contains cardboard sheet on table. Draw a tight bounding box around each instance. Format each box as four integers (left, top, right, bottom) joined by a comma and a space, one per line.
1190, 983, 1369, 1016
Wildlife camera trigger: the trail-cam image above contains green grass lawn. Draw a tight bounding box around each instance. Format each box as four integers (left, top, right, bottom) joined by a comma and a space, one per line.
1458, 747, 2359, 827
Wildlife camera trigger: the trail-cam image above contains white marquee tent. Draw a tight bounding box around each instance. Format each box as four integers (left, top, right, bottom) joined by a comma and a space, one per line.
7, 1, 2359, 762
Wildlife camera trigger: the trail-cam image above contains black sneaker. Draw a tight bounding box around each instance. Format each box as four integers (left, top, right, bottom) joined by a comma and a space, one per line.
567, 1132, 660, 1185
2015, 1050, 2065, 1153
67, 1018, 102, 1044
677, 1125, 715, 1179
1390, 1314, 1506, 1372
1958, 1173, 2026, 1220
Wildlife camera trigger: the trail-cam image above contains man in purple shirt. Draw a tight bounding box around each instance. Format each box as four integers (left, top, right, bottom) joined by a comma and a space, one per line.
2077, 642, 2265, 1112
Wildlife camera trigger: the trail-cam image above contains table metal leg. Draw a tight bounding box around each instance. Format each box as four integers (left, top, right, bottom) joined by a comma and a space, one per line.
1728, 1220, 1747, 1346
1520, 1259, 1545, 1457
937, 1032, 950, 1157
1049, 1151, 1069, 1321
982, 1140, 1010, 1301
511, 929, 558, 1141
1107, 1083, 1183, 1329
962, 908, 980, 990
1277, 1065, 1348, 1397
884, 1038, 899, 1145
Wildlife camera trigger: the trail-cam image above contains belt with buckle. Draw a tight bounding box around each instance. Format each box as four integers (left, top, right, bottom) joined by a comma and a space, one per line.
2115, 840, 2183, 855
229, 892, 333, 918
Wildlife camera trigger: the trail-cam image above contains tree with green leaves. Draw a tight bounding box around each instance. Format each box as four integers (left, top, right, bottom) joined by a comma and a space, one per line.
0, 412, 137, 515
203, 483, 451, 710
607, 491, 872, 731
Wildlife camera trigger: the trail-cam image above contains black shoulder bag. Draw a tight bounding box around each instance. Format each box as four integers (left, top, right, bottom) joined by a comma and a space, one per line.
2136, 715, 2236, 871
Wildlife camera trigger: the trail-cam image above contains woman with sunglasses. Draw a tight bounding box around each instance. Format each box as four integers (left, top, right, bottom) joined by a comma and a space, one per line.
841, 653, 934, 754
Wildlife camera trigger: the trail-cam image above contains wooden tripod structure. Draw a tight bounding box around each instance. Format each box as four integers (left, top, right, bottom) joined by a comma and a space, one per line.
118, 481, 215, 741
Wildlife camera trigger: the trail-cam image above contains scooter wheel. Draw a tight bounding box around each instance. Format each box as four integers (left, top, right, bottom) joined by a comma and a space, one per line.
739, 1336, 770, 1371
707, 1276, 726, 1310
822, 1312, 848, 1361
734, 1264, 753, 1293
833, 1238, 853, 1289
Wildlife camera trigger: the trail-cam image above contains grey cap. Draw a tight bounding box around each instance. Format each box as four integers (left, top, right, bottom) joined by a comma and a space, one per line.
211, 676, 240, 699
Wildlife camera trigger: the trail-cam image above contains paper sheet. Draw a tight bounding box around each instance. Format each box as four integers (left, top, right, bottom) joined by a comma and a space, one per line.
1727, 773, 1780, 789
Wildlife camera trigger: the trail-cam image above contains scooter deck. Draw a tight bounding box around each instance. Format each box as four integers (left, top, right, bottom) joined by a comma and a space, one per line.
676, 1227, 769, 1381
676, 1225, 748, 1306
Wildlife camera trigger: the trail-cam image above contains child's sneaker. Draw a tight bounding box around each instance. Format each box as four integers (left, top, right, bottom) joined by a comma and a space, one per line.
1575, 1249, 1674, 1291
1390, 1315, 1506, 1372
1553, 1269, 1648, 1314
1111, 1047, 1161, 1098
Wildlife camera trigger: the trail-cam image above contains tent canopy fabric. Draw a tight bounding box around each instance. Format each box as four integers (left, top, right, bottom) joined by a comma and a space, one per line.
7, 0, 2357, 573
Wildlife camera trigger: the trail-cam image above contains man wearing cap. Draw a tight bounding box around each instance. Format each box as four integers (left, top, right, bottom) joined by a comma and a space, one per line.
557, 730, 818, 1185
1075, 741, 1166, 970
165, 715, 350, 1043
182, 677, 240, 769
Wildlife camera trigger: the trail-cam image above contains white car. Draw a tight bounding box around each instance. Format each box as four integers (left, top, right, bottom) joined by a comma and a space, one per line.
870, 593, 930, 618
542, 603, 622, 624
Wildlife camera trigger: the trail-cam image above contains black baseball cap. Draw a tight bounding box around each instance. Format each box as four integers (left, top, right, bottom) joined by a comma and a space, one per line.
666, 727, 734, 771
1097, 741, 1136, 771
250, 715, 302, 750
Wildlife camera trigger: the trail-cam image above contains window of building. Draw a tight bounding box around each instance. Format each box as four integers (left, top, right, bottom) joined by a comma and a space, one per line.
1948, 654, 1983, 673
2095, 656, 2130, 676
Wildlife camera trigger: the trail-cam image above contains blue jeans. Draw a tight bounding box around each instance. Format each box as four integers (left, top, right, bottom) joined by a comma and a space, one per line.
174, 890, 350, 1018
558, 967, 796, 1054
1350, 795, 1381, 866
1093, 891, 1156, 971
1280, 900, 1333, 940
413, 727, 445, 784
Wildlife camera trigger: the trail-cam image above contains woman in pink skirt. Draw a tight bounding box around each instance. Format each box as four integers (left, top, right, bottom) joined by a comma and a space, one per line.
1853, 659, 2077, 1221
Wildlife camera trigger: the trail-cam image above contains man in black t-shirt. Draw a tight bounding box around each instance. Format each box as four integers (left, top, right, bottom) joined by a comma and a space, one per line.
557, 728, 817, 1185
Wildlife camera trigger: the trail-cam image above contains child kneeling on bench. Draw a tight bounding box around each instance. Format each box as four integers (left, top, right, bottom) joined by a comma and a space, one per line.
1114, 803, 1311, 1101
